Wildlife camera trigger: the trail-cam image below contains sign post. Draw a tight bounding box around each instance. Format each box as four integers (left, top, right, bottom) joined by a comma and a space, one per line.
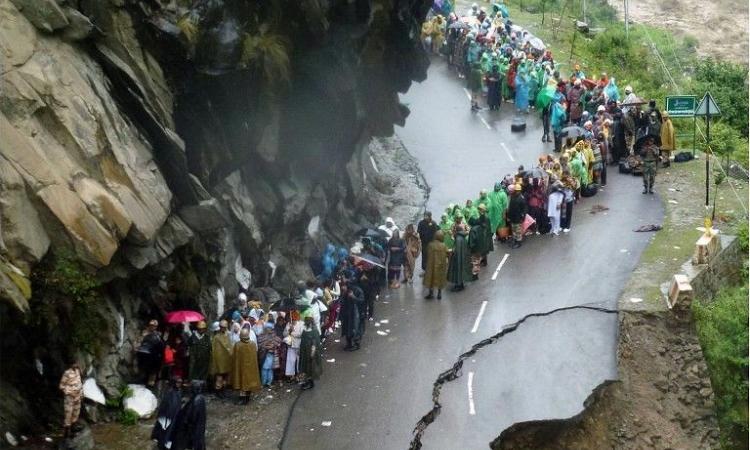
665, 95, 697, 155
694, 92, 721, 226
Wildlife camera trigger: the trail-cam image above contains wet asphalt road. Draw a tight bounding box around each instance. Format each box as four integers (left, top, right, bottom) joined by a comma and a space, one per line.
282, 57, 663, 449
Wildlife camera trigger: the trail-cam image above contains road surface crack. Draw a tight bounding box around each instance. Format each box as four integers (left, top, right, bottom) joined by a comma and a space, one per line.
408, 304, 617, 450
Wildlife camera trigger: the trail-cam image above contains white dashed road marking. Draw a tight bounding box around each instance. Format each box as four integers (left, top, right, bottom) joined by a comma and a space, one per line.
491, 253, 510, 281
471, 300, 488, 334
468, 371, 476, 415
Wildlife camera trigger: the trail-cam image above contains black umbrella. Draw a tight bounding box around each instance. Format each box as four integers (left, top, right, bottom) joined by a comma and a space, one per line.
448, 21, 471, 30
352, 253, 386, 269
270, 296, 303, 312
560, 126, 586, 139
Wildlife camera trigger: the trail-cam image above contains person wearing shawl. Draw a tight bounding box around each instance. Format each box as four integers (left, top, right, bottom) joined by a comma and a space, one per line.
284, 311, 303, 379
209, 320, 232, 398
439, 214, 455, 250
171, 381, 206, 450
567, 79, 584, 125
487, 182, 509, 234
340, 281, 363, 351
660, 111, 675, 167
506, 184, 527, 248
423, 230, 449, 299
486, 65, 502, 110
299, 316, 322, 390
257, 322, 280, 387
187, 321, 211, 383
386, 230, 406, 288
152, 377, 182, 449
448, 215, 472, 291
402, 224, 421, 284
417, 212, 439, 272
468, 204, 494, 277
231, 328, 261, 405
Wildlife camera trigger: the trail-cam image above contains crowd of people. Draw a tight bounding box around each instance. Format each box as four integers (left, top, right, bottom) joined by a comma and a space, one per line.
413, 1, 680, 297
56, 3, 680, 447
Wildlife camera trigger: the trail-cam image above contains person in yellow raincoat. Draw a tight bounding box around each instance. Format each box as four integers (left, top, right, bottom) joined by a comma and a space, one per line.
660, 111, 675, 167
576, 140, 595, 182
231, 328, 261, 405
430, 15, 445, 54
423, 230, 448, 300
210, 320, 233, 398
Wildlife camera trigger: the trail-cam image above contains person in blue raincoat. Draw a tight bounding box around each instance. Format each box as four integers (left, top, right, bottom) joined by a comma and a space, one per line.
515, 69, 530, 112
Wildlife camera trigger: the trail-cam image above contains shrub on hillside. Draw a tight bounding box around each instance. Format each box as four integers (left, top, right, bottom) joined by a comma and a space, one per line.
693, 283, 749, 449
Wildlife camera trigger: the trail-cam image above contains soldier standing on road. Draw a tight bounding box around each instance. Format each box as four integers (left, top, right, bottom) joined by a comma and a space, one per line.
641, 137, 660, 194
59, 358, 83, 440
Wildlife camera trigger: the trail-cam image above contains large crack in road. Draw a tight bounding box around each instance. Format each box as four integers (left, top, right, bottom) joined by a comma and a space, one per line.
408, 304, 618, 450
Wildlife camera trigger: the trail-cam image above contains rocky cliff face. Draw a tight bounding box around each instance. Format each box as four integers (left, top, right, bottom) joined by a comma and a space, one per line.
0, 0, 430, 435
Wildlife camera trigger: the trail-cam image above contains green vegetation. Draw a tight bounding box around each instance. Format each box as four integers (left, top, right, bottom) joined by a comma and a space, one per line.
30, 250, 107, 356
693, 281, 749, 449
104, 385, 140, 426
118, 409, 140, 426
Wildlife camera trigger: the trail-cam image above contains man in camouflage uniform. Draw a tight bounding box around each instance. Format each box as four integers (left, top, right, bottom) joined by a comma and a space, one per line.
640, 137, 659, 194
59, 359, 83, 439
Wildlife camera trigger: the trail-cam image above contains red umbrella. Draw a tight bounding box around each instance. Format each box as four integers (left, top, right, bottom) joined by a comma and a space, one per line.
165, 310, 205, 324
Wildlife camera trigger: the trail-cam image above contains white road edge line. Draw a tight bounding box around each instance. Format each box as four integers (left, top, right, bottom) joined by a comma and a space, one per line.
500, 142, 515, 162
369, 155, 379, 173
463, 88, 472, 100
479, 115, 492, 130
470, 300, 488, 334
468, 371, 476, 415
491, 253, 510, 281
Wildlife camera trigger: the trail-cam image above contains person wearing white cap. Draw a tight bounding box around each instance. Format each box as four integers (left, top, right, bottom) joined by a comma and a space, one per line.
622, 85, 637, 114
378, 217, 399, 239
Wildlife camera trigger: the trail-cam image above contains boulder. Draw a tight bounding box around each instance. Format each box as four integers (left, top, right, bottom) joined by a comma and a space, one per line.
9, 0, 69, 33
0, 161, 50, 269
61, 7, 94, 41
82, 378, 106, 405
68, 426, 95, 450
0, 0, 37, 68
123, 384, 157, 419
179, 199, 230, 232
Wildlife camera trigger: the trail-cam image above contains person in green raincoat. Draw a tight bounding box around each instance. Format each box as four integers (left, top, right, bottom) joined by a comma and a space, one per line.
569, 149, 589, 190
475, 189, 490, 212
463, 199, 479, 222
468, 62, 483, 110
498, 57, 511, 102
487, 182, 509, 234
439, 214, 455, 250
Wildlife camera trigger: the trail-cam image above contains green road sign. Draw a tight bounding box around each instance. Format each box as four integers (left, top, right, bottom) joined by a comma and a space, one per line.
665, 95, 696, 117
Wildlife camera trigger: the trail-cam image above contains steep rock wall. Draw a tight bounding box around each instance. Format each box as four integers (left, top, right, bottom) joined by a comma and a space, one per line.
0, 0, 430, 435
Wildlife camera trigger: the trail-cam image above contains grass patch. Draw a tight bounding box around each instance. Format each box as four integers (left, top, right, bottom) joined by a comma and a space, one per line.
693, 281, 749, 449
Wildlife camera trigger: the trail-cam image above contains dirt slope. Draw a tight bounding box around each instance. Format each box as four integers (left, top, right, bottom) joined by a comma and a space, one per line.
608, 0, 749, 63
